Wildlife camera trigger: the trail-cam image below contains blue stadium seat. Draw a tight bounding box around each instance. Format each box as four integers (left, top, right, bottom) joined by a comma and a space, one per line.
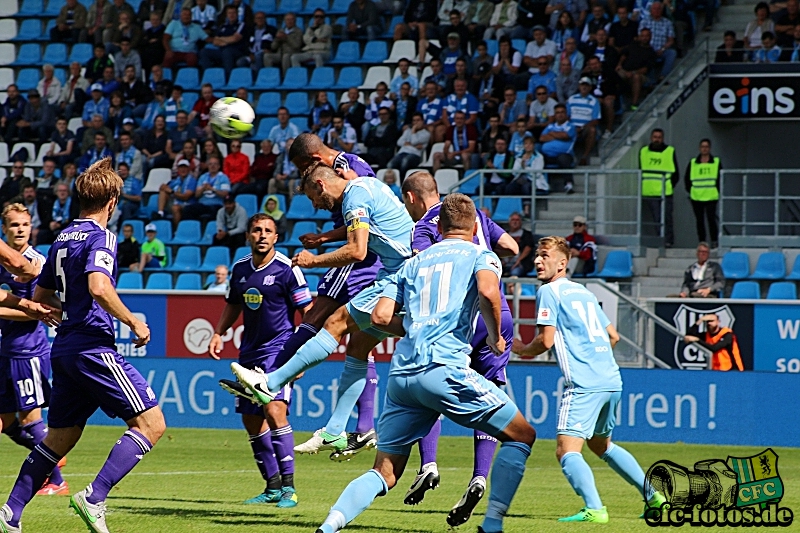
199, 246, 231, 272
118, 272, 143, 289
167, 246, 201, 272
275, 246, 289, 256
721, 252, 750, 280
236, 193, 258, 216
786, 255, 800, 280
305, 274, 319, 292
145, 272, 173, 289
175, 272, 202, 290
150, 220, 173, 243
289, 116, 308, 133
13, 19, 42, 41
255, 92, 281, 115
492, 197, 522, 222
223, 67, 252, 91
261, 194, 287, 213
199, 219, 217, 245
321, 221, 335, 233
40, 20, 55, 41
382, 15, 403, 38
512, 39, 527, 53
458, 170, 480, 194
43, 0, 66, 16
17, 0, 44, 17
41, 43, 67, 65
307, 66, 334, 89
484, 40, 498, 57
252, 118, 278, 140
284, 221, 317, 247
200, 67, 226, 88
284, 92, 309, 115
767, 281, 797, 300
53, 67, 66, 84
590, 250, 634, 279
232, 246, 250, 265
332, 65, 363, 89
276, 0, 302, 14
121, 219, 145, 242
68, 43, 92, 64
35, 244, 51, 256
358, 41, 388, 63
330, 41, 360, 65
253, 67, 280, 90
730, 280, 760, 299
750, 252, 785, 280
279, 67, 307, 90
13, 44, 41, 66
330, 0, 351, 14
14, 68, 40, 91
170, 220, 202, 245
182, 92, 198, 110
137, 194, 159, 219
174, 67, 199, 89
143, 247, 172, 270
301, 0, 327, 14
252, 0, 276, 12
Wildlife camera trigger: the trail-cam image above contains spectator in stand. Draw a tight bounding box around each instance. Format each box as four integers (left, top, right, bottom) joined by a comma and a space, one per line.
0, 163, 30, 207
552, 11, 580, 52
79, 131, 115, 172
34, 160, 59, 204
182, 155, 230, 220
157, 158, 196, 223
559, 37, 585, 72
395, 82, 418, 128
565, 215, 597, 276
511, 135, 547, 197
309, 91, 335, 132
240, 140, 276, 198
199, 4, 246, 76
327, 113, 359, 154
140, 11, 166, 75
218, 0, 254, 28
162, 8, 206, 67
609, 6, 639, 50
616, 28, 657, 110
491, 36, 523, 89
383, 169, 402, 199
583, 55, 618, 138
170, 139, 199, 177
677, 242, 725, 298
775, 0, 800, 45
107, 90, 132, 139
478, 113, 509, 166
104, 0, 138, 48
82, 84, 110, 127
20, 185, 43, 245
37, 65, 63, 107
716, 30, 746, 62
785, 24, 800, 61
389, 112, 430, 178
262, 195, 286, 236
52, 0, 88, 43
224, 140, 251, 195
98, 66, 121, 98
484, 0, 519, 40
269, 138, 298, 196
83, 0, 110, 46
527, 56, 558, 100
483, 137, 515, 195
46, 118, 77, 168
138, 88, 166, 134
117, 131, 144, 178
17, 90, 54, 143
640, 2, 676, 78
446, 55, 471, 91
84, 45, 114, 83
581, 4, 611, 44
472, 45, 496, 106
338, 88, 367, 142
118, 117, 141, 149
138, 223, 167, 270
465, 0, 494, 48
745, 2, 775, 57
291, 9, 332, 68
268, 107, 300, 156
142, 115, 171, 175
121, 65, 152, 117
163, 85, 188, 130
198, 138, 223, 174
191, 0, 216, 32
38, 181, 72, 244
81, 113, 114, 152
148, 64, 173, 95
417, 81, 446, 142
137, 0, 165, 25
424, 58, 449, 96
556, 56, 580, 103
390, 59, 419, 98
59, 62, 90, 120
116, 161, 143, 224
236, 11, 276, 71
524, 25, 558, 73
755, 31, 782, 61
263, 12, 303, 74
508, 117, 532, 159
346, 0, 382, 41
437, 10, 470, 55
502, 212, 535, 277
538, 103, 576, 193
363, 82, 395, 138
433, 110, 477, 172
166, 110, 195, 159
189, 84, 215, 139
114, 38, 143, 80
206, 265, 230, 292
394, 0, 438, 67
312, 109, 333, 141
442, 78, 480, 126
1, 85, 26, 142
567, 77, 601, 165
685, 138, 721, 245
214, 194, 248, 254
528, 85, 557, 138
362, 108, 399, 168
585, 27, 619, 72
639, 128, 679, 247
117, 223, 141, 271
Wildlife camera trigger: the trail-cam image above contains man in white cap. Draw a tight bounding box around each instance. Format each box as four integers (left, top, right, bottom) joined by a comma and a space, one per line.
566, 77, 601, 165
566, 215, 597, 276
138, 223, 167, 271
81, 83, 110, 128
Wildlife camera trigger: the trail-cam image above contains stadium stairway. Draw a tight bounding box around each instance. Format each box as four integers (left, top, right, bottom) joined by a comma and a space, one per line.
633, 247, 706, 298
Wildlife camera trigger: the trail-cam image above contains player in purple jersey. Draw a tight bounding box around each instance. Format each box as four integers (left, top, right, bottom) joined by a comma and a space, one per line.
0, 159, 166, 533
0, 205, 68, 497
210, 214, 313, 508
400, 171, 521, 527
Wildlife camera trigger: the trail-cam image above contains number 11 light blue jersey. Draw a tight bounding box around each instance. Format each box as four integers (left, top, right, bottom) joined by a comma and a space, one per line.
381, 239, 503, 376
536, 277, 622, 392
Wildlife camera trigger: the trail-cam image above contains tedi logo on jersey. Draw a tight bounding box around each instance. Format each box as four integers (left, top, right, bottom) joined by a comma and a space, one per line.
243, 287, 263, 310
711, 77, 796, 117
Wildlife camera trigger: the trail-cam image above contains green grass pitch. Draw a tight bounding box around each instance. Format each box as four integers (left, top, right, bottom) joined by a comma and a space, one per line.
2, 427, 798, 532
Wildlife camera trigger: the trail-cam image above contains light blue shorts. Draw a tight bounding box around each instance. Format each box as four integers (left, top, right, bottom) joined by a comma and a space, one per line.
377, 364, 519, 456
345, 278, 393, 341
557, 389, 621, 440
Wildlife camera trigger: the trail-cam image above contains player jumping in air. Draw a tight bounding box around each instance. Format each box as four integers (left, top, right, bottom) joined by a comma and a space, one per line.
210, 214, 313, 508
315, 194, 536, 533
0, 158, 165, 533
513, 236, 665, 523
400, 172, 520, 527
0, 205, 67, 497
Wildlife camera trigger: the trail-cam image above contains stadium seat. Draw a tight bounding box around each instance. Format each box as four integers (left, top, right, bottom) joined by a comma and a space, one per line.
241, 142, 255, 164
10, 142, 36, 165
767, 281, 797, 300
175, 272, 202, 290
284, 221, 317, 247
12, 19, 38, 41
150, 220, 173, 244
0, 44, 14, 66
182, 92, 198, 110
332, 66, 363, 89
171, 220, 202, 245
260, 194, 286, 212
43, 0, 65, 16
142, 168, 172, 193
721, 251, 750, 280
68, 43, 93, 64
167, 246, 201, 272
329, 0, 350, 14
459, 170, 481, 194
41, 43, 67, 65
255, 92, 281, 115
198, 219, 217, 245
307, 66, 335, 89
492, 198, 522, 222
253, 67, 280, 90
118, 272, 143, 289
276, 0, 302, 14
358, 41, 388, 63
18, 0, 44, 17
786, 255, 800, 280
0, 0, 18, 16
284, 92, 309, 115
591, 250, 634, 279
301, 0, 327, 14
223, 67, 252, 91
730, 280, 760, 299
279, 67, 308, 90
750, 252, 785, 280
382, 15, 403, 38
275, 246, 289, 257
290, 117, 308, 133
0, 69, 13, 90
360, 66, 391, 89
321, 221, 335, 233
35, 243, 50, 256
305, 274, 319, 292
252, 0, 276, 12
520, 283, 537, 296
330, 41, 360, 65
232, 246, 250, 265
199, 246, 230, 272
201, 67, 226, 88
14, 68, 39, 91
121, 219, 145, 242
145, 272, 173, 290
512, 38, 527, 53
252, 118, 278, 140
384, 40, 416, 64
137, 194, 159, 219
434, 169, 460, 194
174, 67, 199, 89
421, 142, 444, 167
236, 194, 258, 217
286, 196, 315, 220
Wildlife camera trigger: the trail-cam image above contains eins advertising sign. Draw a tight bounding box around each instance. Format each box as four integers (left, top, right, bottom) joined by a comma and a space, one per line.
709, 74, 800, 120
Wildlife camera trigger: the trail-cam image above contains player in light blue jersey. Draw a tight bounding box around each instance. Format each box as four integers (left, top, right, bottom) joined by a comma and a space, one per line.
231, 162, 415, 453
513, 236, 664, 523
315, 194, 536, 533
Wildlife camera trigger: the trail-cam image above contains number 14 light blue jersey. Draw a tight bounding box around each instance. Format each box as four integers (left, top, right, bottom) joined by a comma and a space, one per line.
381, 239, 503, 376
536, 277, 622, 392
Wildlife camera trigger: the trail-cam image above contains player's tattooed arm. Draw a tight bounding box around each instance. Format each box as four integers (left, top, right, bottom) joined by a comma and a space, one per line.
477, 269, 506, 356
513, 324, 555, 358
88, 272, 150, 347
493, 233, 520, 258
371, 297, 405, 337
209, 303, 243, 360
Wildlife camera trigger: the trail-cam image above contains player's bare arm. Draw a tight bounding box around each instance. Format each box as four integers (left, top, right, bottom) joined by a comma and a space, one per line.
0, 240, 41, 282
209, 303, 243, 360
371, 297, 405, 337
32, 284, 63, 311
477, 269, 505, 356
88, 272, 150, 347
513, 324, 556, 358
0, 286, 59, 327
293, 226, 368, 269
606, 324, 620, 349
493, 233, 520, 258
300, 225, 347, 249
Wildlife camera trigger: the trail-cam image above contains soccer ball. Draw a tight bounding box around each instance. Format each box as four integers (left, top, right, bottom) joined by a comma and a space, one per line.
209, 97, 255, 139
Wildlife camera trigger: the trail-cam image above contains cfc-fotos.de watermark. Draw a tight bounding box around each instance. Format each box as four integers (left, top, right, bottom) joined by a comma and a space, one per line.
644, 448, 793, 527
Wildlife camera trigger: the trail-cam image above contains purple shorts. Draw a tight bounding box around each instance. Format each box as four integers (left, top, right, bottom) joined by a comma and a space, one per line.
469, 307, 514, 385
235, 356, 292, 416
317, 253, 381, 305
0, 356, 51, 413
47, 351, 159, 429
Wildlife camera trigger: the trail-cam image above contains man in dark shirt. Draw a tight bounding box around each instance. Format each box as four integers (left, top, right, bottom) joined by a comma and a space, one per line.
0, 85, 27, 142
362, 109, 399, 168
609, 6, 638, 50
775, 0, 800, 46
84, 44, 114, 83
616, 28, 657, 109
346, 0, 381, 41
715, 31, 745, 62
121, 65, 153, 116
199, 4, 247, 76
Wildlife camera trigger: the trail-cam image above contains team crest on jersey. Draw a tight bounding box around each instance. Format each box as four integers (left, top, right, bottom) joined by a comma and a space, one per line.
0, 283, 10, 292
263, 275, 276, 286
243, 287, 263, 310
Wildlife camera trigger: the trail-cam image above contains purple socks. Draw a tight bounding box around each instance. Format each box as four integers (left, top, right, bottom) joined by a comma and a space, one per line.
271, 425, 295, 487
5, 442, 62, 525
86, 429, 152, 504
249, 430, 280, 489
355, 358, 377, 433
418, 418, 441, 466
473, 430, 499, 479
3, 420, 64, 485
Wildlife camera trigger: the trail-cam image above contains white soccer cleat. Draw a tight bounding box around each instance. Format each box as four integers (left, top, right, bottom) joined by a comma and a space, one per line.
293, 429, 347, 455
404, 462, 440, 505
0, 504, 21, 533
230, 363, 276, 405
69, 489, 109, 533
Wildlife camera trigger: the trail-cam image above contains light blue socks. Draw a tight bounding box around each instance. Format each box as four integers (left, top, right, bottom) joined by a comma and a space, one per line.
601, 442, 654, 499
318, 469, 388, 533
560, 452, 603, 510
325, 356, 368, 435
481, 441, 531, 533
267, 328, 339, 392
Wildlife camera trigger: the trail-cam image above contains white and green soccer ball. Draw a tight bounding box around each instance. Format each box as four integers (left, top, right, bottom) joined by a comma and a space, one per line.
209, 97, 255, 139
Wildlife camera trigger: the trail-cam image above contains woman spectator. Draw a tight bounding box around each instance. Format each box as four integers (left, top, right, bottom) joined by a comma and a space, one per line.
262, 194, 287, 239
395, 82, 418, 128
107, 91, 132, 140
224, 139, 251, 194
171, 140, 199, 177
198, 138, 223, 174
141, 115, 171, 175
552, 11, 579, 52
745, 2, 775, 56
242, 139, 277, 198
308, 91, 335, 132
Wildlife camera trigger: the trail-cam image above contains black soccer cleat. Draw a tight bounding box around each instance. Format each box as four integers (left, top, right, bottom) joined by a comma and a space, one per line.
329, 429, 378, 462
219, 379, 257, 403
404, 463, 440, 505
447, 476, 486, 527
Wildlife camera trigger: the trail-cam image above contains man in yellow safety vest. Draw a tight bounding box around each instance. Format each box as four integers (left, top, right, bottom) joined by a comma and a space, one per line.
639, 128, 680, 247
684, 138, 721, 248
